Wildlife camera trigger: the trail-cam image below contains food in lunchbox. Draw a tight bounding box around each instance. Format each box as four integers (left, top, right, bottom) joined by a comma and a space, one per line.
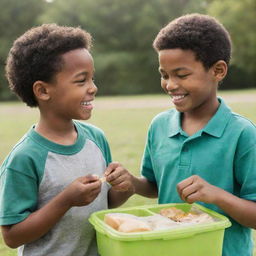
118, 218, 152, 232
160, 207, 214, 224
104, 207, 215, 233
104, 213, 152, 232
159, 207, 186, 221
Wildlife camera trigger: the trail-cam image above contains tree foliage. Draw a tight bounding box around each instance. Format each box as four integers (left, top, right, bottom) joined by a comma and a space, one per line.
0, 0, 46, 100
0, 0, 255, 100
39, 0, 192, 95
207, 0, 256, 88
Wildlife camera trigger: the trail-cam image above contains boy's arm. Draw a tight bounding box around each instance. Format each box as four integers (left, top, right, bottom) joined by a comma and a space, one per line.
1, 176, 101, 248
1, 191, 72, 248
177, 175, 256, 229
212, 187, 256, 229
106, 162, 158, 208
108, 176, 158, 208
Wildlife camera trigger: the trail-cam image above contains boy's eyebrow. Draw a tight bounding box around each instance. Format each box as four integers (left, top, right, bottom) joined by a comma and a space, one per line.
159, 67, 190, 73
73, 70, 95, 78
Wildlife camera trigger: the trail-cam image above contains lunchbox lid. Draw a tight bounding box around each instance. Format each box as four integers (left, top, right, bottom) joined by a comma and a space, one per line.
89, 203, 231, 241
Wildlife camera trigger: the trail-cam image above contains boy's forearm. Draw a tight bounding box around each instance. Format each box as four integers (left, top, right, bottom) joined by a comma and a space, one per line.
213, 187, 256, 229
1, 191, 72, 248
108, 176, 158, 208
108, 188, 134, 208
133, 176, 158, 198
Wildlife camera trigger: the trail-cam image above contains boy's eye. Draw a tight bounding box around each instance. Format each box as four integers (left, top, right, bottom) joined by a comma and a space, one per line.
177, 74, 190, 79
160, 74, 168, 80
75, 79, 86, 83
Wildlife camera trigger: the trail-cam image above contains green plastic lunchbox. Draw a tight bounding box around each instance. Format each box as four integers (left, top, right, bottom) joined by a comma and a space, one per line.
89, 203, 231, 256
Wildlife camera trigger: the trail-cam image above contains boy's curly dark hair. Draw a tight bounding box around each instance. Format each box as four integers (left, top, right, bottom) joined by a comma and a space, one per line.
5, 24, 92, 107
153, 13, 231, 69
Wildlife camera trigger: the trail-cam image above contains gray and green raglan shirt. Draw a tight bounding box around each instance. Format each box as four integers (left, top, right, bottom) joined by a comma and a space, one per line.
0, 121, 112, 256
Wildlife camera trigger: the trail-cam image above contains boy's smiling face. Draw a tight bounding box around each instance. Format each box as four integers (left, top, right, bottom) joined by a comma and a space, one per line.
47, 48, 97, 121
158, 48, 222, 116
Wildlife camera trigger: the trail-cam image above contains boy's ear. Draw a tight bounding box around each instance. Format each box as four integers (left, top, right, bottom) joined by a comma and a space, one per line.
33, 81, 51, 101
213, 60, 228, 82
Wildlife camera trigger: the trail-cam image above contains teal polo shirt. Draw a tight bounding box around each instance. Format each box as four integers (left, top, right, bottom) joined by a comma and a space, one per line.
141, 98, 256, 256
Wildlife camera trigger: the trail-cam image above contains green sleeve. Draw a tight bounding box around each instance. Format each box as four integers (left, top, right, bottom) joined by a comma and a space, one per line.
141, 126, 156, 182
0, 139, 46, 225
234, 125, 256, 200
0, 167, 38, 225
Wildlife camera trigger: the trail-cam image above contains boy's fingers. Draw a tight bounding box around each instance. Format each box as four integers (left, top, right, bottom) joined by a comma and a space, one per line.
104, 162, 120, 176
84, 180, 101, 191
106, 166, 123, 183
180, 183, 198, 201
176, 176, 194, 195
80, 175, 99, 184
185, 191, 200, 204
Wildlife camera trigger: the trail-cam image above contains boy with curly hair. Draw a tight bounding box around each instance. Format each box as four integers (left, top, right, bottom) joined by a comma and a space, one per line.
0, 24, 134, 256
125, 14, 256, 256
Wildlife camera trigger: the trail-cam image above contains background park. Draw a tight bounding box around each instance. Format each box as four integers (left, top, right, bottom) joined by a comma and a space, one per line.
0, 0, 255, 255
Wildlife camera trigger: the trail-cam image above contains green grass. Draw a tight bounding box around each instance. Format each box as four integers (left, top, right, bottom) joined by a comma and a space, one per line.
0, 90, 256, 255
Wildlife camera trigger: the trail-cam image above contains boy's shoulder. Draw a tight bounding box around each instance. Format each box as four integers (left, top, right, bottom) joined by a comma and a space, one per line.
74, 121, 112, 163
75, 120, 105, 138
230, 111, 256, 139
151, 108, 177, 126
74, 121, 109, 148
231, 111, 256, 128
1, 128, 47, 177
7, 128, 47, 158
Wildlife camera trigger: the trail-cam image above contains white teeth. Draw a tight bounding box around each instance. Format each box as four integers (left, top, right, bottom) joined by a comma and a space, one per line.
81, 101, 91, 106
172, 95, 185, 100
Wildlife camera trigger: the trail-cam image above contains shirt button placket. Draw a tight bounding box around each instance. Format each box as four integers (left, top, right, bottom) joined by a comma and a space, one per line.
179, 144, 190, 167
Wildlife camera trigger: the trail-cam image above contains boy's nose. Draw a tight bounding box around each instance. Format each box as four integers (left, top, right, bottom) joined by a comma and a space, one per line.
88, 81, 98, 95
165, 78, 179, 91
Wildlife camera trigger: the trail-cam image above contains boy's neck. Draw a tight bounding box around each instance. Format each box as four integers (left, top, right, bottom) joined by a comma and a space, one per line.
35, 117, 78, 146
181, 98, 220, 136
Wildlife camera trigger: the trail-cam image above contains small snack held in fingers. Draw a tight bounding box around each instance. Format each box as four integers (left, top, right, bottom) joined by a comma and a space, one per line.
91, 174, 106, 183
100, 176, 106, 183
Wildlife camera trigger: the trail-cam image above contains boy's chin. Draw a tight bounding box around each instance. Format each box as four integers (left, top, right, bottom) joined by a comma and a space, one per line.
80, 114, 92, 121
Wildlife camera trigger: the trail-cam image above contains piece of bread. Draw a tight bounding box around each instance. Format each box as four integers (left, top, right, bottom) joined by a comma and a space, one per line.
117, 218, 152, 233
104, 213, 152, 232
160, 207, 187, 221
104, 213, 133, 230
160, 207, 214, 223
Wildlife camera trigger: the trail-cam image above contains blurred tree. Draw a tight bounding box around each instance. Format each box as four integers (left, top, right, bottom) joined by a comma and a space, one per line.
0, 0, 46, 101
0, 0, 254, 100
40, 0, 192, 95
207, 0, 256, 88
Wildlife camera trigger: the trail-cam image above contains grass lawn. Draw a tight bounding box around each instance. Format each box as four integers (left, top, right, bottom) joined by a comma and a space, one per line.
0, 89, 256, 255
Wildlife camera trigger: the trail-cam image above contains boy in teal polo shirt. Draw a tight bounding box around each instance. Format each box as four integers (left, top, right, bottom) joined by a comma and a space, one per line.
122, 14, 256, 256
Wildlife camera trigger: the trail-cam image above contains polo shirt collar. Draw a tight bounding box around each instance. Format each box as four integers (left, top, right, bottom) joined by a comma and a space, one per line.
168, 97, 232, 138
203, 97, 232, 137
168, 110, 183, 137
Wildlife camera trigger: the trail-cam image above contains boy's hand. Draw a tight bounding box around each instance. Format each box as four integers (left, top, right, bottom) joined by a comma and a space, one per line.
105, 162, 135, 193
62, 175, 101, 207
177, 175, 221, 204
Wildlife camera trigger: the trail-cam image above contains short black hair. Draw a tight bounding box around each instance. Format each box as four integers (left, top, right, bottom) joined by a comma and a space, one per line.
6, 24, 92, 107
153, 13, 231, 69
